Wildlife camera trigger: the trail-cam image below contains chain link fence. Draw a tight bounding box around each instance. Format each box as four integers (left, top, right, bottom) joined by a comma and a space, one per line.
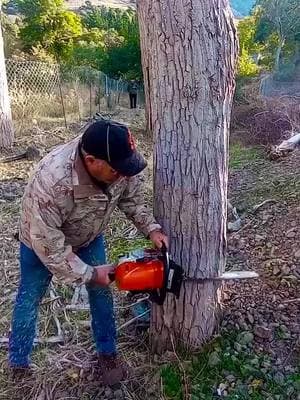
5, 60, 144, 131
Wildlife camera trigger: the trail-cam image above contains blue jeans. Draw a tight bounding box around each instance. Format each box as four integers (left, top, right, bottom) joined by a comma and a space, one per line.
9, 236, 116, 367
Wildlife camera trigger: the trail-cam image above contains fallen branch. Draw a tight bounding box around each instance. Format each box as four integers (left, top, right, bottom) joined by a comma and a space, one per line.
41, 296, 61, 306
0, 336, 64, 346
49, 284, 63, 337
252, 199, 277, 213
277, 132, 300, 152
117, 309, 150, 332
65, 304, 90, 311
0, 146, 41, 163
283, 298, 300, 304
268, 132, 300, 159
75, 309, 151, 332
65, 296, 150, 311
71, 286, 80, 305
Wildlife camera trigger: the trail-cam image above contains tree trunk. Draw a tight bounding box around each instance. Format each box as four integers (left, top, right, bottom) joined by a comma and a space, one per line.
0, 18, 14, 150
274, 37, 285, 72
137, 0, 238, 353
137, 4, 153, 134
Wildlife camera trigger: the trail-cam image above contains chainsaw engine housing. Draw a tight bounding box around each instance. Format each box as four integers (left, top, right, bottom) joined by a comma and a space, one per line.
115, 247, 183, 305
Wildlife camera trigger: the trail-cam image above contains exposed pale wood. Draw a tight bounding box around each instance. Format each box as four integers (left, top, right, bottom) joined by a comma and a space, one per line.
0, 17, 14, 150
252, 199, 277, 213
137, 0, 238, 353
277, 132, 300, 152
0, 336, 64, 346
217, 271, 259, 280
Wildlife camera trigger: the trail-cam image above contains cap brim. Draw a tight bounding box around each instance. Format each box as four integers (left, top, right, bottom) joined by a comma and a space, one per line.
110, 151, 147, 177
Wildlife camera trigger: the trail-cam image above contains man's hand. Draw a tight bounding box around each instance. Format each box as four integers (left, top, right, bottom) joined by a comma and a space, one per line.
90, 264, 116, 286
149, 230, 169, 249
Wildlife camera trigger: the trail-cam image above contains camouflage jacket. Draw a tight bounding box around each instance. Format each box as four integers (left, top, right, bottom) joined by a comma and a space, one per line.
19, 136, 161, 285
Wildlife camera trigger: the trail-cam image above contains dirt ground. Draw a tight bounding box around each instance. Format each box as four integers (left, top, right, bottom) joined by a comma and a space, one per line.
0, 108, 299, 399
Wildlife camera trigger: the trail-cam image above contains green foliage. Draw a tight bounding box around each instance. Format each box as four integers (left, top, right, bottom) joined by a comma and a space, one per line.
80, 2, 137, 38
238, 49, 259, 77
161, 366, 183, 400
78, 2, 142, 79
237, 16, 260, 78
11, 0, 142, 78
1, 12, 21, 57
229, 144, 263, 170
106, 237, 151, 264
254, 0, 300, 71
15, 0, 83, 61
238, 52, 259, 78
238, 16, 259, 54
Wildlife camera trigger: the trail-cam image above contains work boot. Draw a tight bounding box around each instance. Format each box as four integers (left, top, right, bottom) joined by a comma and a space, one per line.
9, 365, 33, 380
97, 354, 127, 386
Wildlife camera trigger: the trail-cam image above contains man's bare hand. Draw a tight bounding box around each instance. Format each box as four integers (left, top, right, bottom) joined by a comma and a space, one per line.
91, 264, 116, 286
149, 230, 169, 249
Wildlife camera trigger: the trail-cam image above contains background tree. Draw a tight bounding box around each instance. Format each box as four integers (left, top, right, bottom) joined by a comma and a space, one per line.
237, 15, 260, 77
137, 0, 238, 352
255, 0, 300, 72
0, 14, 14, 149
15, 0, 83, 61
78, 3, 142, 79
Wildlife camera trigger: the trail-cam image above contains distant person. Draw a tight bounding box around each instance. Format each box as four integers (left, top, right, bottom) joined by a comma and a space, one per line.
127, 80, 138, 109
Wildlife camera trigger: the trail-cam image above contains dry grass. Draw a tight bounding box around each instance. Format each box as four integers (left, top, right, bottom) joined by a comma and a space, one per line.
0, 108, 160, 400
9, 85, 133, 135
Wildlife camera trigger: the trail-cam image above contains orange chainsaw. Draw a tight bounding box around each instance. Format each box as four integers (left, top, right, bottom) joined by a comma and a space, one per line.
109, 245, 184, 305
109, 246, 259, 305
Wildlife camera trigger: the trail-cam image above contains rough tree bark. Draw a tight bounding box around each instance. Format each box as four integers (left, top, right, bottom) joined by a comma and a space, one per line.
137, 0, 238, 353
0, 17, 14, 150
138, 8, 153, 134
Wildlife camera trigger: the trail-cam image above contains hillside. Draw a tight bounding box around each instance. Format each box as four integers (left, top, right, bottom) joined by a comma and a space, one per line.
4, 0, 254, 16
66, 0, 135, 10
67, 0, 255, 16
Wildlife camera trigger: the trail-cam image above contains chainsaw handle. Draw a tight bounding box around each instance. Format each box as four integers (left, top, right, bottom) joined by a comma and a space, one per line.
149, 243, 170, 306
161, 243, 168, 259
108, 272, 116, 282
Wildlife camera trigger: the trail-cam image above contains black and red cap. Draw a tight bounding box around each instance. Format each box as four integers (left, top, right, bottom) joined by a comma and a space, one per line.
81, 120, 147, 177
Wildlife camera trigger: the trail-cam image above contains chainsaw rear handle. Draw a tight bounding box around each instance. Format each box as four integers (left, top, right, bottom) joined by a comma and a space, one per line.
108, 272, 116, 282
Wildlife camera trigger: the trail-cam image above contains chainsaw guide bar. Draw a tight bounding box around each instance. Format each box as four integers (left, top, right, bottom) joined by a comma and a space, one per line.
114, 246, 259, 305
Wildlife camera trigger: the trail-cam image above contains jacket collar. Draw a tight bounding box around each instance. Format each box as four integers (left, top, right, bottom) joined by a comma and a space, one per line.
71, 139, 126, 200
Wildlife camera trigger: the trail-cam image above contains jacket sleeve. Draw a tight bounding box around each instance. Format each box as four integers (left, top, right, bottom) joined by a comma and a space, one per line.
27, 181, 94, 285
117, 174, 161, 237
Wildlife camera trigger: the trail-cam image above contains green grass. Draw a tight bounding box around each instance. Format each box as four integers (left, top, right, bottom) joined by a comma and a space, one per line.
233, 172, 300, 208
229, 144, 264, 170
161, 332, 300, 400
107, 237, 152, 263
162, 366, 183, 400
229, 143, 300, 208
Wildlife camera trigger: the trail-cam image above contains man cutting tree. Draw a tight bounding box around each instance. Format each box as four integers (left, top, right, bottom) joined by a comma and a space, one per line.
9, 120, 168, 385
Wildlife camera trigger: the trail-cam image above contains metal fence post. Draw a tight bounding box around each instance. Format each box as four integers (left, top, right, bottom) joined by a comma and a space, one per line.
58, 65, 68, 129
